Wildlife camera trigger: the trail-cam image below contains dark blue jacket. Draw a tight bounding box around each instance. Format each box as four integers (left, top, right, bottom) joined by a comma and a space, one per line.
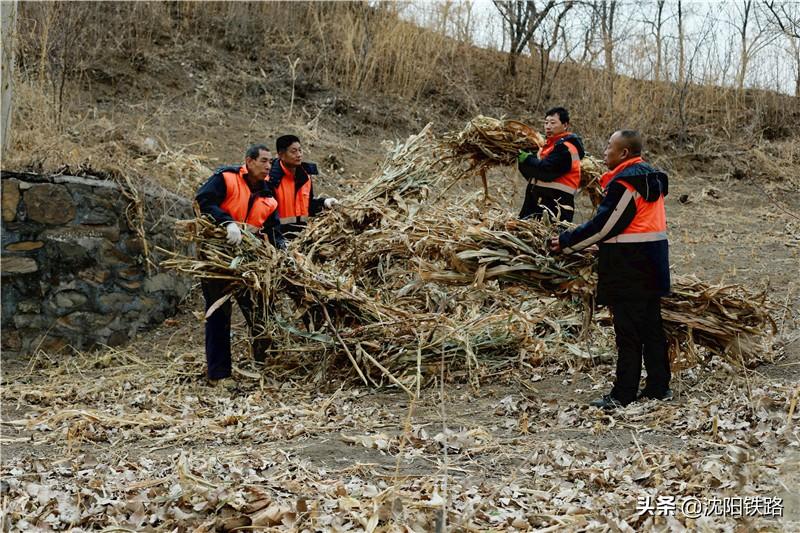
196, 165, 286, 249
518, 133, 585, 221
558, 161, 670, 304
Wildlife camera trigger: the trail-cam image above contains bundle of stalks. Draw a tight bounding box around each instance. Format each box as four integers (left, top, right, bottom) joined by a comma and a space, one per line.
441, 116, 604, 206
417, 217, 776, 366
441, 116, 545, 169
165, 215, 596, 390
162, 119, 775, 387
662, 276, 776, 367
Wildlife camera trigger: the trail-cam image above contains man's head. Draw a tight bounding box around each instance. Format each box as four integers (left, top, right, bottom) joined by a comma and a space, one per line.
276, 135, 303, 168
244, 144, 272, 181
604, 130, 643, 169
544, 107, 569, 138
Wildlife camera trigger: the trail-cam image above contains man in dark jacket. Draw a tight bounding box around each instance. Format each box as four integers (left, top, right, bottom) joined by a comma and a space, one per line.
268, 135, 339, 239
549, 130, 671, 409
518, 107, 585, 222
195, 144, 286, 385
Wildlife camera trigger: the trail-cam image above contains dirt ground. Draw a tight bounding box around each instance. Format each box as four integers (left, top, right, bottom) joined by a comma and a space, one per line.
2, 159, 799, 530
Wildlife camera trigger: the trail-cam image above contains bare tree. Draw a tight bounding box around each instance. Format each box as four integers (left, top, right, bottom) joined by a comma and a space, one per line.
529, 0, 575, 105
731, 1, 778, 91
763, 0, 800, 38
641, 0, 668, 81
763, 0, 800, 95
567, 3, 602, 66
492, 0, 560, 77
677, 0, 685, 85
588, 0, 618, 113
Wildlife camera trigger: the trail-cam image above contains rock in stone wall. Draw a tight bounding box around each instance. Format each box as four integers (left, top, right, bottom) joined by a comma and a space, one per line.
1, 171, 193, 356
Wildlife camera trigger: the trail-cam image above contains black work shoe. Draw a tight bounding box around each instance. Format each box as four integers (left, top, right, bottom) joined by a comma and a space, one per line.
589, 394, 625, 410
637, 388, 673, 402
207, 377, 237, 392
252, 340, 272, 363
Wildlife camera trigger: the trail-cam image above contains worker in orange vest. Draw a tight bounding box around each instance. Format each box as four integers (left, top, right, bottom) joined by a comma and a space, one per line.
195, 144, 285, 386
517, 107, 585, 221
549, 130, 671, 409
268, 135, 339, 239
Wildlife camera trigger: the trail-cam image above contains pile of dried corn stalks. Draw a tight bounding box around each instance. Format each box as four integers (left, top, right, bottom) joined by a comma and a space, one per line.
162, 117, 775, 387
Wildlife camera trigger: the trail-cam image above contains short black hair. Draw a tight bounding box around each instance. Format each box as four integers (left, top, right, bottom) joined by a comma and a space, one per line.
245, 144, 269, 160
276, 135, 301, 153
545, 107, 569, 124
617, 130, 643, 156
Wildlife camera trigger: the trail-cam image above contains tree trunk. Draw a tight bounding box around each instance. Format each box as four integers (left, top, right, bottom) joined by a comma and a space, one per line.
1, 0, 18, 159
599, 1, 617, 115
508, 50, 518, 77
677, 0, 685, 86
736, 0, 752, 92
654, 0, 665, 81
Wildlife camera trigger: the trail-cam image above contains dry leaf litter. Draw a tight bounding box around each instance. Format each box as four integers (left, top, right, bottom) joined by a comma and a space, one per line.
3, 117, 797, 531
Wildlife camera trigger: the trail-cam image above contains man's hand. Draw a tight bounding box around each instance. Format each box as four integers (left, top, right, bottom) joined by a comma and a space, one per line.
518, 150, 532, 164
548, 236, 561, 253
225, 222, 243, 245
584, 244, 599, 254
324, 198, 340, 209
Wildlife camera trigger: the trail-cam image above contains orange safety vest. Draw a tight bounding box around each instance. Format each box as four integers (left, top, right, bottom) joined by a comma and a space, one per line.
601, 157, 667, 244
536, 133, 581, 194
219, 166, 278, 228
274, 161, 312, 225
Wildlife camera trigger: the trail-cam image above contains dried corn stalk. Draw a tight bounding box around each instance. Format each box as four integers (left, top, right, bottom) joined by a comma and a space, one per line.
162, 118, 776, 386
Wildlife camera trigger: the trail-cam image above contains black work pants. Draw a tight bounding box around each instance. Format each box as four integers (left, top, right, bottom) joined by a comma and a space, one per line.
202, 279, 270, 379
519, 186, 574, 222
609, 297, 670, 404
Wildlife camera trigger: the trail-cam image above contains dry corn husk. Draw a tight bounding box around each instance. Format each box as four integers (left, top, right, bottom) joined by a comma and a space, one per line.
162, 118, 776, 387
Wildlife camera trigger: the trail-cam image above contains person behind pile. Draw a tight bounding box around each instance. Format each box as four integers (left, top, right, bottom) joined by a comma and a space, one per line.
268, 134, 339, 239
195, 144, 286, 386
517, 107, 585, 222
549, 130, 672, 409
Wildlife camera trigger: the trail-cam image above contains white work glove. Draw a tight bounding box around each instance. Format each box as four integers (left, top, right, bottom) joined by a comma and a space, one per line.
324, 198, 339, 209
225, 222, 243, 245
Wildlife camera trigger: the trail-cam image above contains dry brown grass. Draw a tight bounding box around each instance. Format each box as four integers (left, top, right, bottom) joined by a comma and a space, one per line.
6, 2, 798, 165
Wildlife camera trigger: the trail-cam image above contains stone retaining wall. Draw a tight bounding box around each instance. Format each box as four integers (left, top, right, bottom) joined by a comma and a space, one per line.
1, 171, 193, 356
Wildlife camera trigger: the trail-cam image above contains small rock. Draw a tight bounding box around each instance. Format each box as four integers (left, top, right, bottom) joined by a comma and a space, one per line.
41, 224, 120, 243
116, 266, 143, 281
1, 256, 38, 275
17, 300, 41, 314
54, 290, 88, 310
5, 241, 44, 251
78, 269, 111, 285
24, 184, 76, 224
2, 179, 20, 222
142, 137, 160, 154
117, 280, 143, 291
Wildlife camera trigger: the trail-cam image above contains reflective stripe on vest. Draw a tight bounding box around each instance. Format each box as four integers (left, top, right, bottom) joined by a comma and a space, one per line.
536, 135, 581, 193
534, 181, 578, 194
275, 161, 312, 222
605, 231, 667, 244
219, 166, 278, 228
614, 177, 668, 241
278, 215, 309, 225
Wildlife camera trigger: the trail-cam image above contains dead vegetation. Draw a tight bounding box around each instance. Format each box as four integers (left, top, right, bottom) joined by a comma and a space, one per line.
1, 317, 798, 530
161, 119, 776, 393
2, 3, 800, 531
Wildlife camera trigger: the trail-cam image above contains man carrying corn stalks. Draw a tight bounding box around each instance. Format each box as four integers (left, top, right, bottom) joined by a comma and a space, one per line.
550, 130, 672, 409
195, 144, 286, 386
517, 107, 585, 222
268, 134, 339, 239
